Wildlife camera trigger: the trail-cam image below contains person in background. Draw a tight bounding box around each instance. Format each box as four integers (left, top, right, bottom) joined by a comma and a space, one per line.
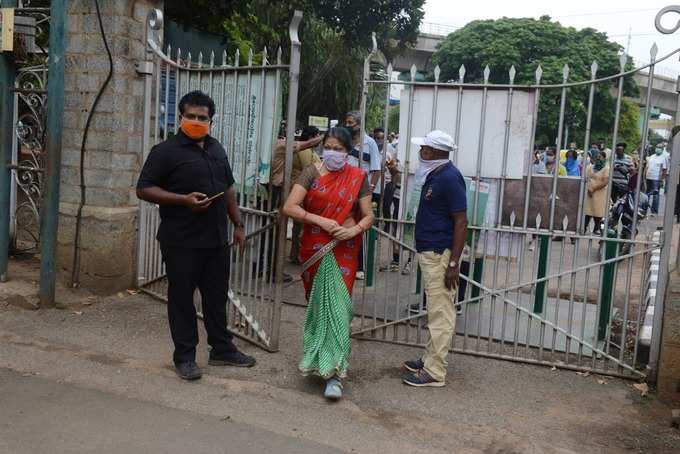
372, 127, 389, 208
596, 137, 611, 157
629, 155, 641, 193
660, 143, 671, 195
282, 127, 374, 400
379, 139, 404, 271
267, 128, 323, 279
401, 130, 467, 388
136, 90, 255, 381
646, 147, 668, 216
531, 148, 547, 175
345, 111, 381, 280
288, 126, 322, 264
584, 150, 610, 235
564, 148, 581, 177
545, 147, 566, 176
611, 142, 632, 203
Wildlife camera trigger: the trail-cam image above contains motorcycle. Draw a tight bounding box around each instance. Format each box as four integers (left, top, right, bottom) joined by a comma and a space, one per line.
599, 191, 649, 255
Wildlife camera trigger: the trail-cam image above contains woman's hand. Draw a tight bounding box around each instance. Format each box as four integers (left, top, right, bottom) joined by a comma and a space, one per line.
332, 225, 362, 241
318, 217, 340, 233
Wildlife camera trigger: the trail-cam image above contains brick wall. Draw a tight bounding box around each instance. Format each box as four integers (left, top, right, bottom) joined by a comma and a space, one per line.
58, 0, 162, 293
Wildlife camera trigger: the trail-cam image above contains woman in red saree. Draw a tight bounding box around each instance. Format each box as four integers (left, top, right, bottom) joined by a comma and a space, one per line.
283, 127, 374, 400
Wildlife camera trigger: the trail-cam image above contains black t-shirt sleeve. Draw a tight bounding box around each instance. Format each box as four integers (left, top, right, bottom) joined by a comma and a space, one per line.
136, 145, 166, 189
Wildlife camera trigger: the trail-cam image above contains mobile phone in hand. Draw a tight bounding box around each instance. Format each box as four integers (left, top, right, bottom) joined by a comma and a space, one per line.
204, 191, 225, 202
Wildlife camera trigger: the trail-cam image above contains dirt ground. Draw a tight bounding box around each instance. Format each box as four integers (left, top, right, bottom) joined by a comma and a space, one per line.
1, 257, 679, 454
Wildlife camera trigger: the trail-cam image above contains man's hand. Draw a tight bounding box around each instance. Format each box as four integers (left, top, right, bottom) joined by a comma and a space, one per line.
233, 225, 246, 252
444, 264, 459, 291
184, 192, 212, 212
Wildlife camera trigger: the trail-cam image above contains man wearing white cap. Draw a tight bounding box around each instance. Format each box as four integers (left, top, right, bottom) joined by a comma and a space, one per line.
402, 130, 468, 387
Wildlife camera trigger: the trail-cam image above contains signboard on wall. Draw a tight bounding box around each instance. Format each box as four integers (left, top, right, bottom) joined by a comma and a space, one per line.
397, 86, 535, 179
0, 8, 14, 52
308, 115, 329, 131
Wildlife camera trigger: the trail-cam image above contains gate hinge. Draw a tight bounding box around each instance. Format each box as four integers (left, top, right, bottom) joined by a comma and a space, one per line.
136, 61, 154, 76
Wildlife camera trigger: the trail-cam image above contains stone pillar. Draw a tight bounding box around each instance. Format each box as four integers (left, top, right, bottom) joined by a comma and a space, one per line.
658, 269, 680, 406
58, 0, 162, 294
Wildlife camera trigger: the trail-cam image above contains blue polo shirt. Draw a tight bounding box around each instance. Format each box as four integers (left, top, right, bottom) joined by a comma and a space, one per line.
415, 162, 467, 253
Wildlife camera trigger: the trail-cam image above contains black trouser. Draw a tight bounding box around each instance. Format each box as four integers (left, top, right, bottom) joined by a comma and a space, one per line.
584, 215, 602, 234
161, 244, 238, 364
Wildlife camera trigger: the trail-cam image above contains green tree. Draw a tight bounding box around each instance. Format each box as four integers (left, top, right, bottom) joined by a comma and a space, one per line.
165, 0, 425, 122
432, 17, 640, 148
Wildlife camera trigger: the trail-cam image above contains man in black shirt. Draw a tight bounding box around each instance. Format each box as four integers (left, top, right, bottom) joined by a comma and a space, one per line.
137, 91, 256, 381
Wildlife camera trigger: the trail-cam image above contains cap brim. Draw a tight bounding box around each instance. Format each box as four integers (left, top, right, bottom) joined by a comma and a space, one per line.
411, 137, 426, 146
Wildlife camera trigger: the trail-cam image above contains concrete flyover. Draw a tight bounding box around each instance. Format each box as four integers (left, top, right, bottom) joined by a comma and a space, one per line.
392, 32, 444, 73
632, 71, 678, 117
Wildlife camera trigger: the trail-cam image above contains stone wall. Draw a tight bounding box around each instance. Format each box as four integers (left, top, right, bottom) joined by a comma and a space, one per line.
58, 0, 162, 294
658, 269, 680, 406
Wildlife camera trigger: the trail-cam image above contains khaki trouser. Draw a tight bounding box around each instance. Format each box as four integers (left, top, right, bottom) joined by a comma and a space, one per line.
419, 249, 456, 383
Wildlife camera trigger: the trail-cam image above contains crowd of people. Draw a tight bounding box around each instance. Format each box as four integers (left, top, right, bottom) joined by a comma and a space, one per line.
531, 138, 672, 235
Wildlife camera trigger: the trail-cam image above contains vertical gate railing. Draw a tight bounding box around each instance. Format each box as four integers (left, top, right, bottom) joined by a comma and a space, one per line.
136, 9, 302, 352
7, 6, 50, 255
351, 23, 680, 379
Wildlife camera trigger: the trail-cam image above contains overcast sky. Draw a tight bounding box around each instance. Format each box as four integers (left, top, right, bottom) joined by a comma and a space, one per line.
422, 0, 680, 75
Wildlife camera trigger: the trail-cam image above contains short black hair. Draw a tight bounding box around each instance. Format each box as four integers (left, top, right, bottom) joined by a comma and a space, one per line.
300, 126, 320, 141
179, 90, 216, 119
323, 127, 353, 152
616, 142, 627, 148
373, 127, 385, 135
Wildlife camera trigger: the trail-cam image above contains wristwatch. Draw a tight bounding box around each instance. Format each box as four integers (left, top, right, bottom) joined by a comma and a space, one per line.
448, 259, 458, 269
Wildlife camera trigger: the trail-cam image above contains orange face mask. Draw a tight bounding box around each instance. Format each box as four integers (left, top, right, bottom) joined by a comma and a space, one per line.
180, 118, 210, 140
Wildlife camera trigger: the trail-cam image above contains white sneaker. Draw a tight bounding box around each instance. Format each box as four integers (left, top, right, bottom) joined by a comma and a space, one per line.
355, 271, 365, 280
324, 378, 343, 400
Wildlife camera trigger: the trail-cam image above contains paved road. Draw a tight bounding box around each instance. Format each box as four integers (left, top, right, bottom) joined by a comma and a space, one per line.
0, 368, 342, 454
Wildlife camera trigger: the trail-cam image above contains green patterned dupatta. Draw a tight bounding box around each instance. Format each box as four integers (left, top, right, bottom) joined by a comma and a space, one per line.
299, 252, 353, 379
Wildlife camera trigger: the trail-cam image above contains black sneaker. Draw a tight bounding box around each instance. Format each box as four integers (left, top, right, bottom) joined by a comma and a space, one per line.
403, 358, 424, 373
208, 350, 256, 368
402, 369, 445, 387
175, 361, 202, 380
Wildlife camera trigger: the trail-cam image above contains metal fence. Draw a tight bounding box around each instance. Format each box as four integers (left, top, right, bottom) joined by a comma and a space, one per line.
8, 7, 51, 255
351, 23, 680, 379
136, 9, 302, 352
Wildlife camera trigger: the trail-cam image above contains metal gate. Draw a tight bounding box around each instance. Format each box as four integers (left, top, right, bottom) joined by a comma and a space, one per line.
352, 19, 680, 379
8, 6, 50, 254
136, 9, 302, 352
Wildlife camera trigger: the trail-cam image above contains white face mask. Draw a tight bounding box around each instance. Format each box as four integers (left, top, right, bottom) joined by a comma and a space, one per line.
415, 154, 449, 187
322, 148, 347, 171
